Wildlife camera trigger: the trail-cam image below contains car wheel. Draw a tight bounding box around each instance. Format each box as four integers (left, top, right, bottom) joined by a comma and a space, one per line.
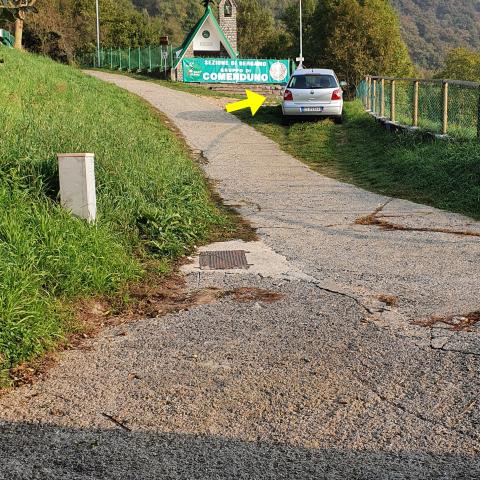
333, 115, 343, 125
282, 116, 292, 126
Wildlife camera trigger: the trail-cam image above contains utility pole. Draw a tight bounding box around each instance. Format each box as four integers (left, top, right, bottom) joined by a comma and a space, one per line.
95, 0, 101, 67
296, 0, 304, 69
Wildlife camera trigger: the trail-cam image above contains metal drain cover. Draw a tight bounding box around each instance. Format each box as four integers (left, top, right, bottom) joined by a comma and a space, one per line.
199, 250, 249, 270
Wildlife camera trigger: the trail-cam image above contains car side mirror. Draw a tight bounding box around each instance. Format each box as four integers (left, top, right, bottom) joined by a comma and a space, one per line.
339, 81, 348, 88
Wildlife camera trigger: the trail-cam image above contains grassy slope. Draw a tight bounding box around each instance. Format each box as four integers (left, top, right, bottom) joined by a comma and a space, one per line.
0, 48, 227, 378
236, 101, 480, 220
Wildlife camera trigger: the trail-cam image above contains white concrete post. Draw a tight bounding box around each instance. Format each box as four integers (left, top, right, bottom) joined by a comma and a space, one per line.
57, 153, 97, 223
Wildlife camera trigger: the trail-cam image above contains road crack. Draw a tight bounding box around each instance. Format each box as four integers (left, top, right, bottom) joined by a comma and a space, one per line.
352, 360, 480, 442
312, 283, 375, 315
356, 200, 480, 238
101, 413, 132, 432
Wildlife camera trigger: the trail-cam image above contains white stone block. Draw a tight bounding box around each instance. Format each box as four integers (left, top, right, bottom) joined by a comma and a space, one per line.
57, 153, 96, 223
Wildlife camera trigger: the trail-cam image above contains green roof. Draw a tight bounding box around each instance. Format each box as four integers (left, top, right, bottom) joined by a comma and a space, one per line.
174, 5, 237, 69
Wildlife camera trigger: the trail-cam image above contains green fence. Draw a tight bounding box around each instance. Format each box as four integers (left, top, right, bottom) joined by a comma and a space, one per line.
81, 45, 178, 73
0, 29, 14, 48
357, 76, 480, 139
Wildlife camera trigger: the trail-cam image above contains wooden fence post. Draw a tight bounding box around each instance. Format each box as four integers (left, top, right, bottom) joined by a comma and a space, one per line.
477, 87, 480, 141
366, 76, 371, 111
390, 80, 396, 122
372, 79, 377, 114
363, 76, 368, 108
412, 80, 419, 127
442, 81, 449, 135
380, 78, 385, 117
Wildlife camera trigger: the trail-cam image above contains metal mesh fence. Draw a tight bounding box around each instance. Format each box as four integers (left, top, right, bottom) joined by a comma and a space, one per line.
395, 80, 414, 126
447, 84, 478, 138
80, 46, 177, 73
357, 77, 480, 140
417, 82, 442, 132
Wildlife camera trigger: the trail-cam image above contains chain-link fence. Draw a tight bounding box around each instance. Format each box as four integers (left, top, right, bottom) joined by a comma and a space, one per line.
80, 45, 178, 74
357, 76, 480, 139
0, 28, 14, 47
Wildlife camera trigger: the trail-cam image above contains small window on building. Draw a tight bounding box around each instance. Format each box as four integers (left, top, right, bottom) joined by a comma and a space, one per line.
224, 0, 233, 17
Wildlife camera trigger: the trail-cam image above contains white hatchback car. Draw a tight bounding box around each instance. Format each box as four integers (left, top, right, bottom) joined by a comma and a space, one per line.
282, 68, 345, 124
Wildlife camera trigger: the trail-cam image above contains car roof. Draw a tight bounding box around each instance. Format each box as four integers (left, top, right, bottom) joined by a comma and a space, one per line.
293, 68, 336, 76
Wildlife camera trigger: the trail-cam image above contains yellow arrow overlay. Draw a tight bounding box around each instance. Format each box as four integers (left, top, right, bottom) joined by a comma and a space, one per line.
226, 89, 266, 116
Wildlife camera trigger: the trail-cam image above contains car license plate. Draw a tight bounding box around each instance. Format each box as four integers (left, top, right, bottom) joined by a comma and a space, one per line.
301, 107, 324, 112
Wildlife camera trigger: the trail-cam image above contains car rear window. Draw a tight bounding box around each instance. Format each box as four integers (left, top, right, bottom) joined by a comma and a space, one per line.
289, 75, 338, 89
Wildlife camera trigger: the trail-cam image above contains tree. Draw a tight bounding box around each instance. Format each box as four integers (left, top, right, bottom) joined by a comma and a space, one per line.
0, 0, 39, 50
308, 0, 413, 87
437, 47, 480, 82
280, 0, 317, 60
237, 0, 277, 57
70, 0, 164, 51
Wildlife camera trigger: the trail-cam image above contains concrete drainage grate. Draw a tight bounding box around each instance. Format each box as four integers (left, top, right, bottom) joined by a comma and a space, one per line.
199, 250, 249, 270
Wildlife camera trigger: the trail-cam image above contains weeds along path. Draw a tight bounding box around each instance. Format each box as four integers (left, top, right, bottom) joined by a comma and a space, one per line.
0, 71, 478, 478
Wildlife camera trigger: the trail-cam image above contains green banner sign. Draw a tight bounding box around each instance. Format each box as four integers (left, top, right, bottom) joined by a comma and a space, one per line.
182, 58, 291, 84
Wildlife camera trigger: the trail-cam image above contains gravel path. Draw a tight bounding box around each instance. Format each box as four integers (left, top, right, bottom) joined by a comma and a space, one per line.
0, 72, 479, 479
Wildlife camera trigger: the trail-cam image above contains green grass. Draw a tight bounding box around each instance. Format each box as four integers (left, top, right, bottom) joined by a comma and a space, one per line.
0, 48, 227, 379
236, 101, 480, 219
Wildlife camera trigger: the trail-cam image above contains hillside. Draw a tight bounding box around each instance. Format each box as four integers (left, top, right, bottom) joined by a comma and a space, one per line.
4, 0, 478, 70
391, 0, 480, 70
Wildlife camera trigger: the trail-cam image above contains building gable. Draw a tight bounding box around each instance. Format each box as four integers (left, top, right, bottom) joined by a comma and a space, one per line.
193, 16, 222, 52
174, 6, 237, 69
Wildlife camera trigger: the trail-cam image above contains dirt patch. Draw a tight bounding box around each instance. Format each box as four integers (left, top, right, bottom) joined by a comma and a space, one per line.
118, 275, 219, 319
355, 202, 391, 226
414, 311, 480, 332
121, 282, 283, 316
191, 149, 209, 165
56, 82, 67, 93
377, 294, 399, 307
356, 201, 480, 238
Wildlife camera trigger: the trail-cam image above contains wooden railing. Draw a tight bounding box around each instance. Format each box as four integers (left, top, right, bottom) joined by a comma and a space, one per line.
360, 76, 480, 139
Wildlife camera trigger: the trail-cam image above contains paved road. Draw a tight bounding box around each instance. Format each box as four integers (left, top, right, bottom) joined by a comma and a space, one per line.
0, 72, 479, 479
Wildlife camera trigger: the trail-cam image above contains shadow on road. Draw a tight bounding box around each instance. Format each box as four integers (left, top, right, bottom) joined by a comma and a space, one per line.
0, 421, 478, 479
176, 110, 239, 124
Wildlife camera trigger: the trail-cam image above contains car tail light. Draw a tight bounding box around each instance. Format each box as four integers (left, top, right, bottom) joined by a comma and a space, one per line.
331, 89, 342, 100
284, 89, 293, 101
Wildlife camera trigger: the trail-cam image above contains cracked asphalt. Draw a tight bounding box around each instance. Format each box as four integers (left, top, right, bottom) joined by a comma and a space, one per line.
0, 72, 479, 479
